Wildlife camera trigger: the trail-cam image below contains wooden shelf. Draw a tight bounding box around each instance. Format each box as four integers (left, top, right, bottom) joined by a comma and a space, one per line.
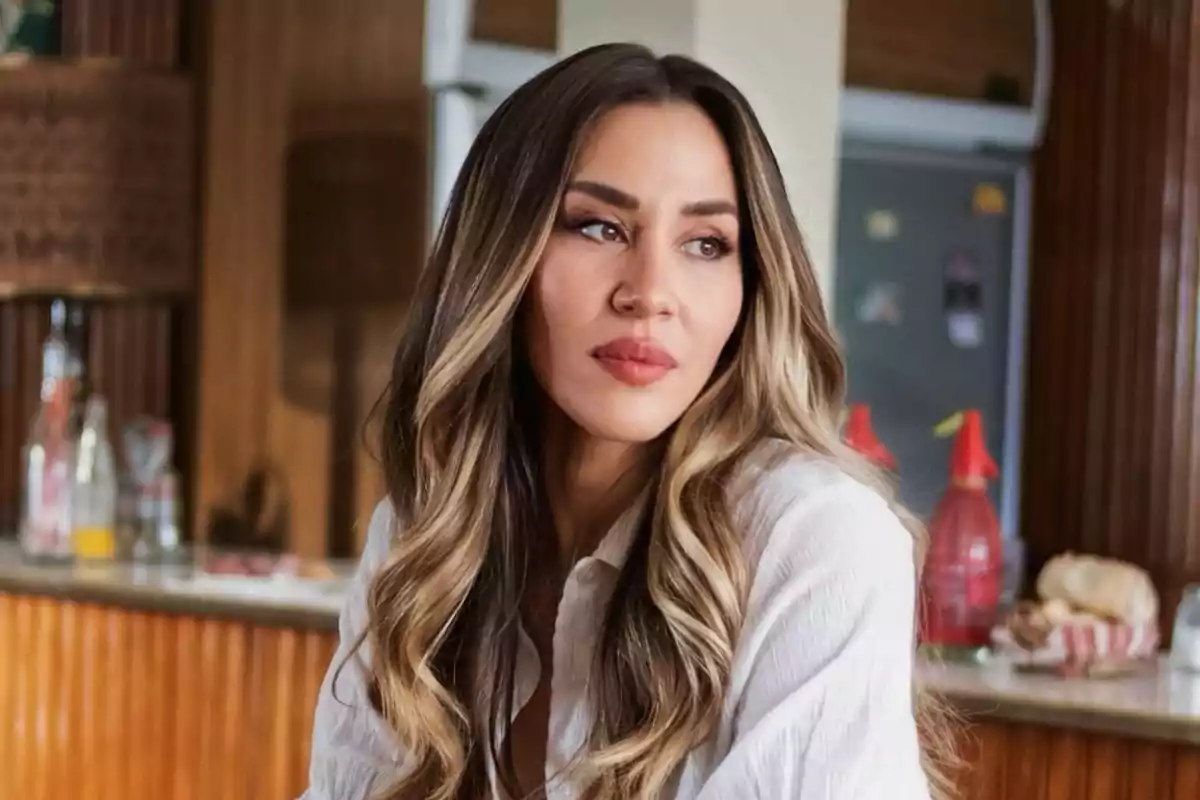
0, 57, 196, 299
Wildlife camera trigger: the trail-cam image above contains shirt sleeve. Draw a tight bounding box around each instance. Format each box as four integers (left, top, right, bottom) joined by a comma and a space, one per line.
300, 500, 406, 800
694, 480, 931, 800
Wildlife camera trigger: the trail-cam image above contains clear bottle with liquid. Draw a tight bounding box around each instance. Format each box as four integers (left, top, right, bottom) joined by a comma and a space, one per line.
19, 301, 78, 560
1171, 585, 1200, 674
71, 397, 118, 561
18, 395, 75, 560
40, 300, 71, 404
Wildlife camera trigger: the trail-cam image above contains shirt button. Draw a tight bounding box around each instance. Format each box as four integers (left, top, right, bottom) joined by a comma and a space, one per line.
571, 560, 600, 588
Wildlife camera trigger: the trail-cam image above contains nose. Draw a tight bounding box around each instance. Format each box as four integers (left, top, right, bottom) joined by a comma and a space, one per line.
610, 239, 677, 319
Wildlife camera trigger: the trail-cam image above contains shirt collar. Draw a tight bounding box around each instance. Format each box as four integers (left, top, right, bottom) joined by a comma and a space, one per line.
590, 485, 652, 571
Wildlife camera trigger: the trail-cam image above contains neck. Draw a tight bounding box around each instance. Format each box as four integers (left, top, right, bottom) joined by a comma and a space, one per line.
541, 411, 654, 567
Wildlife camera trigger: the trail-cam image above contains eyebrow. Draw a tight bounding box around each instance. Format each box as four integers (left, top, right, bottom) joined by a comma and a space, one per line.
566, 180, 738, 219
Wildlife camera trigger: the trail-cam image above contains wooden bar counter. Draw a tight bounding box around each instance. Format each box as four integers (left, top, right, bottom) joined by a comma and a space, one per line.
0, 542, 344, 800
923, 659, 1200, 799
2, 541, 1200, 799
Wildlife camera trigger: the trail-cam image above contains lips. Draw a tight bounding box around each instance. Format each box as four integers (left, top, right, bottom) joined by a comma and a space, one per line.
590, 337, 678, 387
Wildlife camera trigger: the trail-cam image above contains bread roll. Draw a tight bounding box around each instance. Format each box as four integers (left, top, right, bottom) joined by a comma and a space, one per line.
1035, 552, 1158, 625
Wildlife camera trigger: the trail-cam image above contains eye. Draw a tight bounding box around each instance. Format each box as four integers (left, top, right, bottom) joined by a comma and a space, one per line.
682, 236, 732, 261
576, 220, 625, 244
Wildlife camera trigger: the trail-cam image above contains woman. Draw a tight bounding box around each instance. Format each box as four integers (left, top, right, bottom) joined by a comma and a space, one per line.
304, 43, 950, 800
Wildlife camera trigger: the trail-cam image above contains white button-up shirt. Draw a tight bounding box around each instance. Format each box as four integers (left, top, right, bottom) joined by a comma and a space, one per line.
302, 443, 931, 799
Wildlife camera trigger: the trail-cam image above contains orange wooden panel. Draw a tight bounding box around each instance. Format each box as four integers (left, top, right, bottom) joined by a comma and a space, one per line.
1043, 729, 1089, 800
0, 593, 338, 800
0, 599, 12, 787
949, 718, 1200, 800
1175, 746, 1200, 796
11, 590, 1200, 799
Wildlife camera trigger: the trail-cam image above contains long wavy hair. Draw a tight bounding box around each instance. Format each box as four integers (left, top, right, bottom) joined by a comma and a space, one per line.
365, 43, 956, 800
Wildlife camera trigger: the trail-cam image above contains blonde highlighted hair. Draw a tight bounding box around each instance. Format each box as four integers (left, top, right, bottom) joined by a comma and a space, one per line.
364, 43, 957, 800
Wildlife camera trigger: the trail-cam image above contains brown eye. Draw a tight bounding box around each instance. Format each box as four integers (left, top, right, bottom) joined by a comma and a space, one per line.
683, 237, 729, 260
578, 221, 624, 243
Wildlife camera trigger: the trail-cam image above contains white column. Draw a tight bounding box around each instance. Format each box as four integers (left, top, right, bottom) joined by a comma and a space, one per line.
559, 0, 845, 304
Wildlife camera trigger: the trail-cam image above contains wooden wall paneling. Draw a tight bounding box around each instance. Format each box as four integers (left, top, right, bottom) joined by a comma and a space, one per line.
61, 0, 184, 66
196, 0, 426, 556
1177, 0, 1200, 581
1068, 0, 1107, 563
1021, 0, 1200, 632
844, 0, 1035, 103
473, 0, 556, 50
1104, 0, 1138, 563
88, 302, 177, 449
1021, 0, 1072, 563
1075, 1, 1108, 568
1131, 2, 1172, 572
278, 0, 425, 558
193, 0, 289, 549
1154, 0, 1189, 574
0, 302, 44, 535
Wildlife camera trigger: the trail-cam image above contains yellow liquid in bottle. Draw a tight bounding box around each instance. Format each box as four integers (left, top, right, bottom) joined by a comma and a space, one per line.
72, 526, 115, 560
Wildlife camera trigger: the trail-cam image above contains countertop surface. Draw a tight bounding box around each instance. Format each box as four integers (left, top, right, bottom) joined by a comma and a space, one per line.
0, 540, 347, 630
918, 656, 1200, 744
3, 540, 1200, 742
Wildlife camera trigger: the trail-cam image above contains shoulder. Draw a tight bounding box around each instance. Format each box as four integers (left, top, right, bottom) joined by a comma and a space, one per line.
729, 439, 916, 595
360, 497, 400, 574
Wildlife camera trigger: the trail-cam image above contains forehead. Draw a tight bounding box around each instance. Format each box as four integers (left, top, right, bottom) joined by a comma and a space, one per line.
569, 102, 738, 202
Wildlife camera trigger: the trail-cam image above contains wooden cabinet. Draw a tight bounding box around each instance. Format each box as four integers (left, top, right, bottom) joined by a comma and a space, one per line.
954, 720, 1200, 799
844, 0, 1036, 102
0, 592, 336, 800
4, 587, 1200, 799
474, 0, 556, 50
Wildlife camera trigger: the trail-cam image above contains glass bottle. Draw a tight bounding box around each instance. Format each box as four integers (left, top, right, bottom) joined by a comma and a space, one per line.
65, 301, 89, 436
19, 301, 77, 560
920, 411, 1003, 661
41, 299, 71, 404
71, 397, 118, 561
19, 392, 74, 560
1171, 585, 1200, 673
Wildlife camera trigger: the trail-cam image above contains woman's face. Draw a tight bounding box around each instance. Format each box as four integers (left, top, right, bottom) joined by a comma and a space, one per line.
525, 102, 745, 443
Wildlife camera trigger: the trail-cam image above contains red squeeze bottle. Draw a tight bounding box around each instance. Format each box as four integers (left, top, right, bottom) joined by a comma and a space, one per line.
843, 404, 897, 470
919, 410, 1004, 657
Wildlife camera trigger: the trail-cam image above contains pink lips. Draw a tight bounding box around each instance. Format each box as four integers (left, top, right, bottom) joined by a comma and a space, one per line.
590, 337, 678, 387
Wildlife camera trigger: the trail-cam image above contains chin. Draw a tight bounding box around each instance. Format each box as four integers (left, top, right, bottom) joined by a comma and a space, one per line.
562, 398, 683, 444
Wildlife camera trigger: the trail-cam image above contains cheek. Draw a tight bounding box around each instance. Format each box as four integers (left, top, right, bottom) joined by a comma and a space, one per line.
524, 249, 603, 376
688, 272, 745, 367
532, 266, 591, 332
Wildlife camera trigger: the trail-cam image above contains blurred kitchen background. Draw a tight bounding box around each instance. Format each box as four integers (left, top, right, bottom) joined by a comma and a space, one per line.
3, 1, 1200, 798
